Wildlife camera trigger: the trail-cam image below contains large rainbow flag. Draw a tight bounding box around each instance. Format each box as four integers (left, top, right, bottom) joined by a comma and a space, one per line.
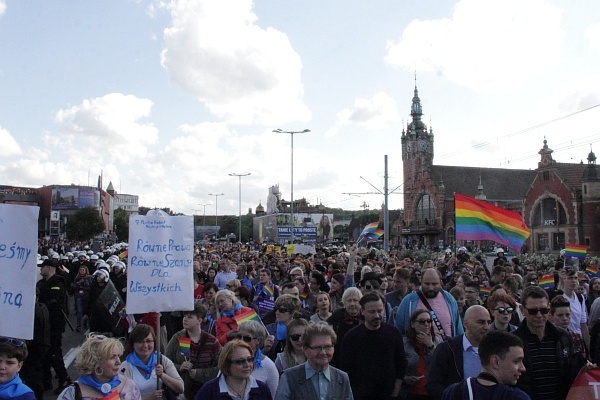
455, 193, 530, 252
565, 244, 587, 260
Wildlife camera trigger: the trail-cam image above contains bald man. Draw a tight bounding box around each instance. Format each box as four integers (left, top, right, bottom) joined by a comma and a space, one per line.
426, 305, 492, 399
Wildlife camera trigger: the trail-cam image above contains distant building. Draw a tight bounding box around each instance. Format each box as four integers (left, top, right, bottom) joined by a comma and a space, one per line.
108, 181, 139, 216
399, 85, 600, 255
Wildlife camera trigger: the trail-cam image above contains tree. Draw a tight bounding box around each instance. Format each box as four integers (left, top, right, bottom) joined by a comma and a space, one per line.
113, 208, 129, 242
66, 207, 105, 241
219, 216, 238, 239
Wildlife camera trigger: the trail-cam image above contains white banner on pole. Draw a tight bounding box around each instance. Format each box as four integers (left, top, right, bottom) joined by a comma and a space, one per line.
0, 204, 39, 339
126, 211, 194, 313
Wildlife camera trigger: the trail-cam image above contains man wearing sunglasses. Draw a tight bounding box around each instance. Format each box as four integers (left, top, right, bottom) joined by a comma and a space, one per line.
514, 286, 588, 400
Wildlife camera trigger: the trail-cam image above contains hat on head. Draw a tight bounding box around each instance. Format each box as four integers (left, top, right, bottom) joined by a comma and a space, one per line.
495, 248, 505, 254
93, 269, 109, 283
360, 271, 382, 286
458, 246, 467, 252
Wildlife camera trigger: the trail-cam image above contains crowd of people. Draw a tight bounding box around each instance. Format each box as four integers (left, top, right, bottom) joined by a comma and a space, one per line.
2, 239, 600, 400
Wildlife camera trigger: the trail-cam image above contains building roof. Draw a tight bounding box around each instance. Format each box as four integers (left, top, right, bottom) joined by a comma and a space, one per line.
431, 165, 537, 201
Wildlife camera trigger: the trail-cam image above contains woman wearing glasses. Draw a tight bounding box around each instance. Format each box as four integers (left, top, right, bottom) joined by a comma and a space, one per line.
237, 321, 279, 396
120, 324, 184, 400
194, 340, 272, 400
0, 337, 35, 400
264, 295, 302, 360
274, 318, 308, 374
487, 292, 518, 332
401, 309, 438, 400
56, 334, 141, 400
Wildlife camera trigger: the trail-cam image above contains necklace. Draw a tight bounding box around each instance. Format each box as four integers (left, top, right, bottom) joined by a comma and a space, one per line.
226, 378, 247, 398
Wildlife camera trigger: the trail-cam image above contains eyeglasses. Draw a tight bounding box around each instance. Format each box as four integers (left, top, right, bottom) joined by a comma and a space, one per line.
135, 339, 155, 345
525, 307, 550, 315
289, 334, 302, 342
276, 306, 291, 313
0, 337, 25, 347
414, 319, 432, 325
306, 345, 334, 352
231, 356, 255, 365
364, 285, 380, 290
494, 307, 514, 314
236, 335, 255, 343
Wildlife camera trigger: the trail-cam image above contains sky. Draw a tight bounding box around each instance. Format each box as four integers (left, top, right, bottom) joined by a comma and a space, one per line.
1, 0, 599, 220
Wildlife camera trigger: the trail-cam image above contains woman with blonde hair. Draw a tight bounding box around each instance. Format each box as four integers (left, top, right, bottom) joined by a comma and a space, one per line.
237, 321, 279, 396
274, 318, 308, 374
57, 334, 141, 400
214, 289, 255, 345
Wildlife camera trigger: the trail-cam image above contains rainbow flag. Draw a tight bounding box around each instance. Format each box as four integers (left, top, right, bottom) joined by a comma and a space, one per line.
262, 283, 275, 297
178, 337, 191, 357
208, 248, 216, 254
565, 244, 587, 260
118, 249, 128, 259
299, 292, 309, 300
586, 264, 599, 278
479, 285, 491, 297
365, 228, 385, 240
101, 391, 120, 400
240, 246, 248, 253
463, 262, 474, 273
234, 308, 260, 324
539, 273, 555, 289
366, 259, 375, 267
455, 193, 530, 252
361, 222, 379, 234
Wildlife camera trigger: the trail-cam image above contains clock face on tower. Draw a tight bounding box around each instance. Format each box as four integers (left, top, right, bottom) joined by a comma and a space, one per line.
418, 140, 428, 151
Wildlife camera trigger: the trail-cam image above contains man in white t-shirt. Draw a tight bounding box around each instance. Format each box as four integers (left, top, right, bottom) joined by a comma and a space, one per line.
561, 267, 590, 349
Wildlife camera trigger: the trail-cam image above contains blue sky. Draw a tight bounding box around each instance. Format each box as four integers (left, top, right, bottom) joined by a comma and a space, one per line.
1, 0, 599, 218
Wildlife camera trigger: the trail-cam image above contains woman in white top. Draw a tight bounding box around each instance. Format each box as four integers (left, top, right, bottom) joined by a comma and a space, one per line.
236, 320, 279, 396
120, 324, 184, 400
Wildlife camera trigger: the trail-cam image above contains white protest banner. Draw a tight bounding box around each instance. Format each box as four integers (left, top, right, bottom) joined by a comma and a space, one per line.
127, 210, 194, 313
0, 204, 39, 339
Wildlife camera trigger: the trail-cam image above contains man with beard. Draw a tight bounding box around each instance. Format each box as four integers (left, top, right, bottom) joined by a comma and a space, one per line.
340, 292, 406, 400
426, 305, 491, 399
396, 268, 464, 341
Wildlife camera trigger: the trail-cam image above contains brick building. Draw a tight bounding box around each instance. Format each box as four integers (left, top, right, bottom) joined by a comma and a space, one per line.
399, 85, 600, 256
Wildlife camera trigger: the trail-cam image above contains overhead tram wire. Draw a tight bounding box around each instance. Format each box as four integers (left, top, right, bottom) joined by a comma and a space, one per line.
437, 103, 600, 161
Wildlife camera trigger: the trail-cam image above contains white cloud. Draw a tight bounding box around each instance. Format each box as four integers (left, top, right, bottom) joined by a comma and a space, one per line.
385, 0, 564, 93
54, 93, 159, 162
585, 21, 600, 51
160, 0, 311, 125
0, 1, 6, 16
0, 126, 22, 156
326, 92, 400, 137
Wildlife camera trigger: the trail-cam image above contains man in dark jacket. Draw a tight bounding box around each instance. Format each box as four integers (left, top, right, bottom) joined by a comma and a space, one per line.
426, 305, 491, 399
514, 286, 589, 400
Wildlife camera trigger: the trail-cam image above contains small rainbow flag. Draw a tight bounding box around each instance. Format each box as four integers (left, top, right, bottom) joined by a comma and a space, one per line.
240, 246, 248, 253
463, 262, 474, 273
208, 248, 216, 254
118, 250, 128, 259
101, 390, 120, 400
479, 285, 491, 297
366, 260, 375, 267
234, 308, 260, 324
178, 337, 191, 357
586, 264, 599, 278
299, 292, 309, 300
262, 283, 275, 297
565, 244, 587, 260
539, 274, 555, 289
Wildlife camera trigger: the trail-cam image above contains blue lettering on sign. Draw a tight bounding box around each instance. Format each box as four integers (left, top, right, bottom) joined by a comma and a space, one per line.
0, 241, 33, 269
0, 287, 23, 308
128, 281, 182, 296
130, 254, 192, 268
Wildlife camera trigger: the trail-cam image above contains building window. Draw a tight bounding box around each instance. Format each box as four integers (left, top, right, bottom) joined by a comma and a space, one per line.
586, 237, 591, 246
537, 233, 549, 252
532, 197, 566, 227
543, 171, 549, 181
445, 227, 454, 247
415, 194, 435, 225
552, 232, 565, 251
584, 185, 587, 195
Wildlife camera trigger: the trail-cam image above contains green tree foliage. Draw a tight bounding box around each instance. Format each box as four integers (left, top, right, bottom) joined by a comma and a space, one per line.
66, 207, 106, 241
113, 208, 129, 242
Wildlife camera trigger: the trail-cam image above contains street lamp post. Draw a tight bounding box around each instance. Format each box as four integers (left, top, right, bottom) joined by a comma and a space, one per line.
208, 193, 224, 239
273, 128, 310, 243
229, 173, 251, 243
198, 203, 210, 226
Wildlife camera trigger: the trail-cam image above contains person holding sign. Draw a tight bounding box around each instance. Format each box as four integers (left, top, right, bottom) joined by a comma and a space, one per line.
56, 334, 141, 400
120, 324, 184, 400
0, 337, 35, 400
215, 290, 256, 346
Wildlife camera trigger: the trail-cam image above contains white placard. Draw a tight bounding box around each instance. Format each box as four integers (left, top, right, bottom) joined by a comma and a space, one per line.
126, 211, 194, 313
0, 204, 39, 339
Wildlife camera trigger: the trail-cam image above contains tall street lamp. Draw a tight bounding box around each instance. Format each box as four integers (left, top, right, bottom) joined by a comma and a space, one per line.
229, 173, 251, 243
198, 203, 210, 226
273, 128, 310, 243
208, 193, 224, 238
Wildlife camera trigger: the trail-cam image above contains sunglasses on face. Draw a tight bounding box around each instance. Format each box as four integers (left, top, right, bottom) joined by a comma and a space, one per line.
236, 335, 254, 343
414, 319, 432, 325
494, 307, 514, 314
289, 334, 302, 342
231, 356, 255, 366
276, 306, 291, 313
0, 337, 25, 347
364, 284, 380, 290
525, 307, 550, 315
